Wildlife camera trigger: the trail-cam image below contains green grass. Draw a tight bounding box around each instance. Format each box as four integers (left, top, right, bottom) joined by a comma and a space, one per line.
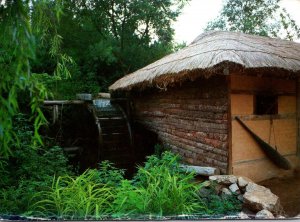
29, 151, 242, 219
31, 170, 114, 219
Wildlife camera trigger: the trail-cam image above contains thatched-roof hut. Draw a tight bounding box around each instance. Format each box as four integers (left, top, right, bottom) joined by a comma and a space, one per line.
110, 31, 300, 182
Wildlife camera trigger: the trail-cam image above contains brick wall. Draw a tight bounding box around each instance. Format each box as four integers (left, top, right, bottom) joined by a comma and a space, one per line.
131, 75, 230, 173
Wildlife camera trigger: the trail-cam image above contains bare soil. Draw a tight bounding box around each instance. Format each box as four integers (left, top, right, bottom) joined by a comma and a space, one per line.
259, 175, 300, 217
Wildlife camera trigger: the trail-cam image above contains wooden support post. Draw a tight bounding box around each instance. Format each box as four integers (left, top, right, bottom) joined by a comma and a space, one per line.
52, 105, 59, 124
297, 77, 300, 158
227, 74, 233, 174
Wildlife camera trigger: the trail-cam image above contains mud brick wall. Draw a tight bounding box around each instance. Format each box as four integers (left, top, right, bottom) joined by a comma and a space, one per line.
131, 75, 230, 173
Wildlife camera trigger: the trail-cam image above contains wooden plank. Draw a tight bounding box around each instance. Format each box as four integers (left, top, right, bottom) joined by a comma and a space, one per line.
43, 100, 86, 105
227, 75, 233, 174
231, 89, 295, 96
231, 74, 296, 94
297, 78, 300, 158
232, 113, 296, 121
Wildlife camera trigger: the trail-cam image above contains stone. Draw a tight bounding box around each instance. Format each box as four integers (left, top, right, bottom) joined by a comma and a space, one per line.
277, 215, 285, 219
243, 182, 280, 213
238, 177, 250, 188
229, 183, 240, 193
221, 187, 232, 195
237, 212, 249, 219
255, 209, 274, 219
199, 187, 211, 197
209, 175, 237, 185
295, 214, 300, 218
180, 164, 220, 176
237, 194, 244, 202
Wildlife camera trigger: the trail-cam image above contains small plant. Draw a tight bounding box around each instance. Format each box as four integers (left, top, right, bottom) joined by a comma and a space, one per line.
133, 151, 183, 186
31, 169, 114, 219
154, 144, 168, 157
199, 183, 242, 216
97, 160, 125, 186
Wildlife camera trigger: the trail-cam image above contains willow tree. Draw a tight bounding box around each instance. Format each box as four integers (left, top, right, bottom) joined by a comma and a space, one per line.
0, 0, 72, 157
205, 0, 300, 40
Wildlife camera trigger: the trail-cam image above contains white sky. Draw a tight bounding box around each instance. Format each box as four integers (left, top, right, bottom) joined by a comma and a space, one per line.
173, 0, 300, 44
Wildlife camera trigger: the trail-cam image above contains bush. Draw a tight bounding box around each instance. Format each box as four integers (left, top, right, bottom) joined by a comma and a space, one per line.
0, 114, 71, 214
199, 183, 242, 216
97, 160, 125, 187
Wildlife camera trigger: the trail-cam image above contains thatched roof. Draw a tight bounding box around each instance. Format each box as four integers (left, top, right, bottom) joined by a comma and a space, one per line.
109, 31, 300, 92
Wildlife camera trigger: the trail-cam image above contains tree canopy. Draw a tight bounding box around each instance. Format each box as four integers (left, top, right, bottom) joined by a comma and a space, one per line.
0, 0, 188, 157
205, 0, 300, 41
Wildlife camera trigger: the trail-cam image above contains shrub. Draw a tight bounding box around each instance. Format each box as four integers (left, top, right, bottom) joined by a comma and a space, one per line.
0, 114, 71, 214
97, 160, 125, 186
199, 183, 242, 216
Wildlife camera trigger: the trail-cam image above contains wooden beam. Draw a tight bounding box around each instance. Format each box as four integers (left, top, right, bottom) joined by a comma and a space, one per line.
297, 78, 300, 158
232, 113, 296, 121
227, 75, 233, 174
43, 100, 86, 105
231, 89, 296, 96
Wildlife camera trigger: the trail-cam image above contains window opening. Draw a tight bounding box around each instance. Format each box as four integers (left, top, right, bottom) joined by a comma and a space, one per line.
254, 95, 278, 115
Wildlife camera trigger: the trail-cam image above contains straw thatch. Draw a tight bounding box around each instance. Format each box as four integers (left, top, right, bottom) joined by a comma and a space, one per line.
109, 31, 300, 91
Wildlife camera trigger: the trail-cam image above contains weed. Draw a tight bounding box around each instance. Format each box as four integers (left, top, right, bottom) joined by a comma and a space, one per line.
97, 160, 125, 186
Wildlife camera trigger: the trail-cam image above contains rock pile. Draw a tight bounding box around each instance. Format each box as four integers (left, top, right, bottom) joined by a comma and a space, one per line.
209, 175, 283, 219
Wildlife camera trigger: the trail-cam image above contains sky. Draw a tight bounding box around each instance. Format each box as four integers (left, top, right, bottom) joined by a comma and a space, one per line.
173, 0, 300, 44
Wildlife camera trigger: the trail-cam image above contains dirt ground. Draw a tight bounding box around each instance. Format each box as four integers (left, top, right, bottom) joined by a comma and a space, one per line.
259, 174, 300, 217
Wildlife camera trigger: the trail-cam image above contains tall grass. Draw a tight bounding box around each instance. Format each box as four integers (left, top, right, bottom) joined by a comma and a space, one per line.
113, 152, 208, 217
113, 167, 207, 217
30, 151, 242, 219
31, 170, 113, 219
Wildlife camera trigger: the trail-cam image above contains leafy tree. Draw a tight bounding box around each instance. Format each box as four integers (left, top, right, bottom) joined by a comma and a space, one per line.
42, 0, 189, 95
0, 0, 188, 157
205, 0, 300, 40
0, 0, 73, 157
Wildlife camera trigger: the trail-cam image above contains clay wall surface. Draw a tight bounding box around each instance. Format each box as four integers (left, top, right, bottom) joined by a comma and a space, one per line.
231, 74, 299, 182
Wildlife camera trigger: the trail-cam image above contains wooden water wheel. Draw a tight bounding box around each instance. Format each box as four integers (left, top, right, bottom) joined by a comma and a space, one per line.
89, 99, 134, 170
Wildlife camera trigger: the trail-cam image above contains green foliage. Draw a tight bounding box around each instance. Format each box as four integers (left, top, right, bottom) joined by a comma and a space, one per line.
97, 161, 125, 187
0, 114, 71, 214
133, 151, 183, 186
1, 0, 189, 155
46, 0, 190, 93
205, 0, 300, 40
199, 183, 242, 216
0, 0, 72, 157
31, 170, 114, 219
114, 167, 206, 217
206, 194, 242, 215
30, 151, 210, 219
33, 71, 100, 100
114, 152, 207, 217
